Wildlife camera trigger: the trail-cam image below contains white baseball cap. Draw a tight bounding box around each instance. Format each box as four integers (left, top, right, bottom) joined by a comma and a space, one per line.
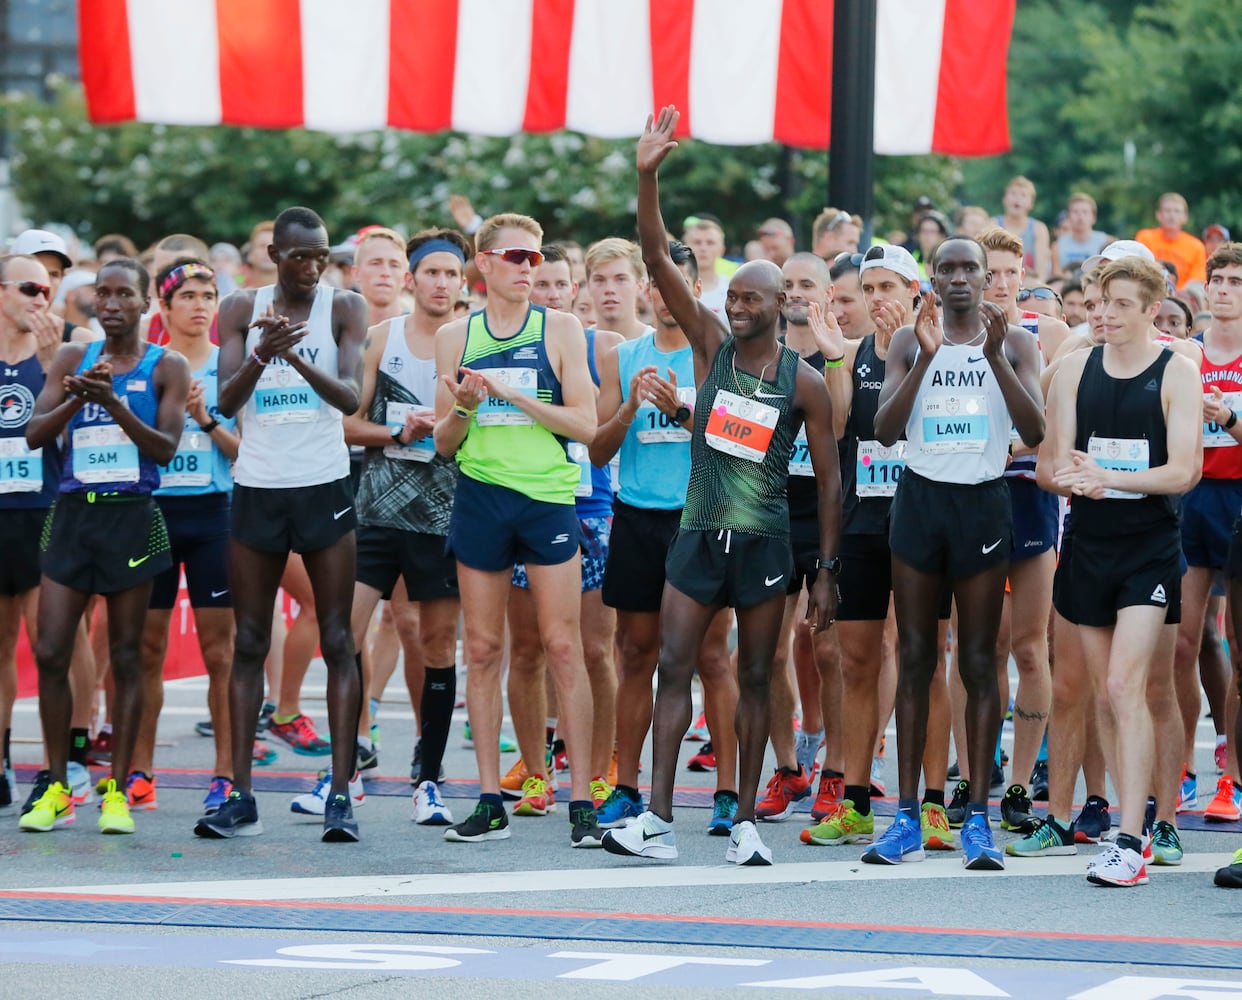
9, 228, 73, 269
1081, 239, 1155, 274
859, 244, 920, 285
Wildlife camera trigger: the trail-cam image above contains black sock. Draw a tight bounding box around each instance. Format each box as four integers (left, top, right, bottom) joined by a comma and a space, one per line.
418, 665, 456, 784
618, 783, 641, 800
1116, 832, 1143, 854
923, 788, 945, 808
845, 784, 870, 815
1185, 769, 1196, 780
69, 728, 88, 767
545, 726, 556, 751
353, 653, 365, 772
568, 798, 592, 816
480, 792, 503, 809
824, 767, 844, 780
3, 727, 10, 768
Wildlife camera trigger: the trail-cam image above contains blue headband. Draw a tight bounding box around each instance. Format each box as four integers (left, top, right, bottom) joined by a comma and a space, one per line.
409, 239, 466, 273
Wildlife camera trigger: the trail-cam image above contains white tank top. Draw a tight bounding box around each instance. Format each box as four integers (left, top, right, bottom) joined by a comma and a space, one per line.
903, 332, 1011, 485
233, 284, 349, 488
381, 316, 438, 404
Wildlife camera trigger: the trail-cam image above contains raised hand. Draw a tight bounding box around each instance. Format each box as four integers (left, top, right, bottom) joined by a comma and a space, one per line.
186, 378, 210, 423
636, 106, 680, 174
808, 301, 845, 360
913, 294, 941, 358
980, 300, 1009, 359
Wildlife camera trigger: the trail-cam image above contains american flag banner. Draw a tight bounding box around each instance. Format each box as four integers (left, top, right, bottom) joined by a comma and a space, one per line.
78, 0, 1013, 155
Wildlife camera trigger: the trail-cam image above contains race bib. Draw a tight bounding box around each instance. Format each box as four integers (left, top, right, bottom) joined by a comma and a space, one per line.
476, 367, 538, 426
1204, 391, 1242, 447
0, 438, 41, 493
704, 389, 779, 463
921, 392, 988, 454
636, 387, 696, 445
384, 403, 436, 462
567, 441, 593, 497
254, 363, 320, 426
856, 440, 906, 498
72, 424, 139, 483
788, 427, 812, 477
159, 429, 212, 487
1087, 435, 1149, 500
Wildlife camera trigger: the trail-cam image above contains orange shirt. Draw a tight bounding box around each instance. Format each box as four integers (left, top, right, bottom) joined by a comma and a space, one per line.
1134, 228, 1206, 288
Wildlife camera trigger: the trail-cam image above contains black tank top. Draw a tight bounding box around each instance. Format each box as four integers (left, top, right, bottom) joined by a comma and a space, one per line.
842, 334, 895, 535
1069, 345, 1178, 537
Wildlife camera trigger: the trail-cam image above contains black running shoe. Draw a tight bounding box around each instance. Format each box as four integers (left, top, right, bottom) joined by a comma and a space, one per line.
20, 770, 50, 817
947, 760, 960, 781
990, 762, 1005, 796
409, 740, 445, 785
570, 804, 604, 848
194, 789, 263, 838
1144, 795, 1157, 837
356, 741, 379, 773
444, 800, 511, 842
946, 779, 970, 828
194, 720, 214, 738
1029, 760, 1049, 801
1000, 784, 1038, 833
322, 792, 360, 843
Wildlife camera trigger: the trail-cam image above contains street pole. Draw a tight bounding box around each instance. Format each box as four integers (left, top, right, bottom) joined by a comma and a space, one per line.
828, 0, 877, 240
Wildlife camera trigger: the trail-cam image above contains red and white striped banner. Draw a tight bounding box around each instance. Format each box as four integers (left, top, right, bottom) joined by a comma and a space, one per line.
79, 0, 1013, 155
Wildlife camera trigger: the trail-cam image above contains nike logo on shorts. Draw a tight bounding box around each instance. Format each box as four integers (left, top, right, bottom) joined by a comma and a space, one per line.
981, 539, 1002, 555
333, 507, 352, 520
765, 574, 785, 587
211, 589, 229, 598
128, 555, 150, 568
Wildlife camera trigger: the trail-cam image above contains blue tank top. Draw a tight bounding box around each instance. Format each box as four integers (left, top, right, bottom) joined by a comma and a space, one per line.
615, 332, 695, 510
0, 353, 62, 509
62, 340, 164, 496
156, 346, 236, 497
573, 329, 614, 518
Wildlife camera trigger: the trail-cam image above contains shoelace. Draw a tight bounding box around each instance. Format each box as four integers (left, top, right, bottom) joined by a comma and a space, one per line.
960, 818, 992, 850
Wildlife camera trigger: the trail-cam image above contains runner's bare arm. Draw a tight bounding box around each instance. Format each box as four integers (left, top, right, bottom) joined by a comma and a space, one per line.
25, 343, 88, 448
800, 365, 841, 630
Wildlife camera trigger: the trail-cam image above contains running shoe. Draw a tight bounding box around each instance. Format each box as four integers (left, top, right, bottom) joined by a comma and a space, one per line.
862, 813, 923, 864
194, 720, 214, 738
990, 761, 1005, 796
20, 770, 50, 818
1000, 784, 1037, 834
322, 792, 360, 843
1205, 775, 1242, 822
18, 780, 74, 832
1144, 795, 1157, 836
1217, 739, 1229, 775
256, 700, 276, 732
290, 770, 365, 816
551, 738, 568, 771
411, 780, 453, 826
86, 729, 112, 765
460, 722, 517, 753
801, 801, 874, 846
947, 760, 960, 781
514, 775, 556, 816
869, 755, 886, 797
794, 728, 824, 779
570, 804, 604, 848
268, 714, 331, 755
252, 740, 278, 766
684, 711, 710, 741
687, 740, 717, 772
596, 786, 643, 828
755, 766, 812, 821
356, 739, 379, 773
125, 771, 157, 811
195, 789, 263, 838
500, 757, 532, 799
98, 778, 134, 835
1087, 843, 1147, 887
1177, 767, 1196, 813
203, 776, 233, 815
409, 739, 445, 785
726, 819, 773, 866
602, 810, 677, 860
369, 697, 381, 750
66, 760, 94, 805
1029, 760, 1049, 802
0, 767, 13, 812
1005, 816, 1076, 857
1073, 795, 1112, 843
444, 799, 510, 843
589, 777, 612, 809
1150, 820, 1183, 866
1214, 847, 1242, 888
708, 790, 738, 836
961, 813, 1004, 870
921, 802, 956, 850
810, 773, 844, 821
946, 779, 970, 828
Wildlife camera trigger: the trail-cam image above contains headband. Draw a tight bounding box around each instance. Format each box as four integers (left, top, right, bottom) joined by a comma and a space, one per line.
159, 262, 215, 300
409, 239, 466, 273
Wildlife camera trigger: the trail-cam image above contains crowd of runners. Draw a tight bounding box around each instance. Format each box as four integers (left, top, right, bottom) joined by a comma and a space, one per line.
3, 106, 1242, 889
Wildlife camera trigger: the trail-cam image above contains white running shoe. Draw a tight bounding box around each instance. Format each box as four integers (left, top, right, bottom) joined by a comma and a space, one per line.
66, 761, 94, 805
726, 819, 773, 866
291, 770, 365, 816
601, 810, 677, 860
1086, 843, 1147, 887
411, 780, 453, 826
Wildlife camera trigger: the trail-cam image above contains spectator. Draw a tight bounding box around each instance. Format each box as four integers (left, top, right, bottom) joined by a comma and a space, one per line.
1134, 192, 1206, 289
1052, 192, 1110, 276
812, 207, 861, 260
994, 175, 1051, 281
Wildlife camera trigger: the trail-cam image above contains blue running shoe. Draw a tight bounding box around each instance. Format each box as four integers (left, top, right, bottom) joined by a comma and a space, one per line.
1177, 768, 1196, 813
708, 789, 738, 836
961, 813, 1005, 870
596, 786, 643, 829
203, 776, 233, 815
860, 813, 924, 865
1073, 795, 1111, 844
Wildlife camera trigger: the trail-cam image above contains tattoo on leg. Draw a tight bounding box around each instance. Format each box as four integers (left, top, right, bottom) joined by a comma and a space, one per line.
1013, 705, 1049, 723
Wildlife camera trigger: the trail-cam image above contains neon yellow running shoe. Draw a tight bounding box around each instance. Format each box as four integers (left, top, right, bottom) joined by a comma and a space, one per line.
799, 800, 874, 846
921, 802, 956, 850
19, 781, 75, 832
589, 777, 611, 809
99, 778, 135, 834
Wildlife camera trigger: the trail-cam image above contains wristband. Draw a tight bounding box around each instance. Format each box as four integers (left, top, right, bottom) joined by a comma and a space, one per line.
251, 348, 269, 366
453, 404, 475, 420
823, 356, 845, 370
1227, 410, 1239, 430
199, 418, 220, 434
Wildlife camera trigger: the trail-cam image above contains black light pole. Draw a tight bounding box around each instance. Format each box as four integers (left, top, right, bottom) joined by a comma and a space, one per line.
828, 0, 877, 236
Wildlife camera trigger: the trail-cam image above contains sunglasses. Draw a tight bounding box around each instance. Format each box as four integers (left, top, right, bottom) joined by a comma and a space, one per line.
833, 252, 864, 266
1017, 287, 1061, 304
2, 280, 51, 299
481, 247, 545, 267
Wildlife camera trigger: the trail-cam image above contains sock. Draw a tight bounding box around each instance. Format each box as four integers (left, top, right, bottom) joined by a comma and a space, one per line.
967, 801, 988, 817
357, 736, 373, 752
545, 725, 556, 751
898, 796, 919, 822
568, 798, 592, 815
69, 728, 89, 766
824, 767, 844, 780
923, 788, 945, 808
994, 733, 1003, 768
4, 727, 11, 768
480, 792, 503, 809
617, 783, 641, 800
100, 723, 112, 736
845, 784, 870, 816
1116, 832, 1143, 854
272, 713, 297, 725
1217, 734, 1228, 747
1036, 730, 1048, 764
418, 665, 456, 784
1186, 768, 1196, 780
1048, 815, 1071, 837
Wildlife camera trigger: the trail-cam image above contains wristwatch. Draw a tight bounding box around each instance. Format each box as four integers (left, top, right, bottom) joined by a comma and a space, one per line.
674, 404, 692, 424
816, 556, 842, 574
390, 425, 404, 445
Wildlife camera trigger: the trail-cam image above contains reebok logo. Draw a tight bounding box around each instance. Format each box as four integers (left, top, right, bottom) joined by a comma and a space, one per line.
128, 555, 150, 568
1151, 584, 1167, 604
981, 539, 1002, 555
765, 574, 785, 587
333, 507, 352, 520
1145, 379, 1159, 391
